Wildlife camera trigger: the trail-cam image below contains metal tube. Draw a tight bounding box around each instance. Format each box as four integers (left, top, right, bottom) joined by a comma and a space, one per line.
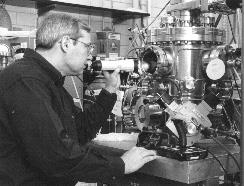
241, 0, 244, 184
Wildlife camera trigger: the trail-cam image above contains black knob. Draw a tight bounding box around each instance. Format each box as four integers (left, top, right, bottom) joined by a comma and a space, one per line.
91, 60, 102, 71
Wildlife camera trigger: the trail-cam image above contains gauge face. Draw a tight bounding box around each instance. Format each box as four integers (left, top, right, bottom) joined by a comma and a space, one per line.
206, 58, 225, 80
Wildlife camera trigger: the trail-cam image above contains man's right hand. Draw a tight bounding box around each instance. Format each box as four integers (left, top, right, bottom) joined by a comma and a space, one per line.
120, 146, 159, 174
103, 68, 120, 94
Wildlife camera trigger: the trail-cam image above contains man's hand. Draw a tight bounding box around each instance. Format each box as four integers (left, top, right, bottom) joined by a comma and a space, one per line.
121, 146, 159, 174
103, 68, 121, 94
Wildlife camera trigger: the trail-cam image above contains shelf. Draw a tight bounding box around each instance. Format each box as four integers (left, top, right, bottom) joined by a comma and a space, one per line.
0, 28, 36, 39
31, 0, 150, 19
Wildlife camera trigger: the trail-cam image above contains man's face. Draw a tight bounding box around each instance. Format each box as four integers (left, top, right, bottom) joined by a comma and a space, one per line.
65, 30, 93, 75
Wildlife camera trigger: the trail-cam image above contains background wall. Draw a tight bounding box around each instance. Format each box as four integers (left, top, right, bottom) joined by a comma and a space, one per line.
4, 0, 238, 102
4, 0, 238, 54
4, 0, 150, 57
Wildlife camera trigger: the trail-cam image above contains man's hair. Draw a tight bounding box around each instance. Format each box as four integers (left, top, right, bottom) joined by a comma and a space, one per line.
36, 13, 91, 49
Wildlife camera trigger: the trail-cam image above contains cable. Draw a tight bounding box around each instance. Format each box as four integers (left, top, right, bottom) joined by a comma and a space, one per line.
145, 0, 170, 30
75, 75, 83, 82
127, 0, 170, 56
231, 67, 241, 99
214, 14, 222, 27
136, 23, 146, 46
71, 76, 83, 110
127, 34, 140, 55
206, 148, 229, 176
227, 15, 237, 44
126, 47, 143, 58
163, 77, 182, 97
210, 136, 240, 170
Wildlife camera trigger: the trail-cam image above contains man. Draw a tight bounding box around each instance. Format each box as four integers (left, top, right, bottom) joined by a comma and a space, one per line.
0, 13, 158, 185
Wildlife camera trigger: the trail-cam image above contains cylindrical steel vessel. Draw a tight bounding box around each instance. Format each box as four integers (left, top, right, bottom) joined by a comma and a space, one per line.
147, 8, 225, 102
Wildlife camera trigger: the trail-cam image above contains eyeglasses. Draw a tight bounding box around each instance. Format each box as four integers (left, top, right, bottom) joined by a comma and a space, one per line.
70, 38, 95, 53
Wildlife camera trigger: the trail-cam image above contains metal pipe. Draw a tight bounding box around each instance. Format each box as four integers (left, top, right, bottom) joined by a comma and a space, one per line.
236, 9, 242, 47
241, 1, 244, 184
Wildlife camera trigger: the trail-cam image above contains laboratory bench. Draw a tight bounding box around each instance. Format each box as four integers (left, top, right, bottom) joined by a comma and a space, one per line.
90, 135, 240, 186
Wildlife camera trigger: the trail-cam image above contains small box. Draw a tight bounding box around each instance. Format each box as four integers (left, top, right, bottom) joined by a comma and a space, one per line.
96, 31, 120, 59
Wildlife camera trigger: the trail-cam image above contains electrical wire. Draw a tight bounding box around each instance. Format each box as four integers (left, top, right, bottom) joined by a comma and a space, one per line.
126, 47, 143, 58
75, 75, 83, 82
71, 76, 83, 110
163, 77, 182, 97
231, 68, 241, 99
163, 78, 180, 91
127, 34, 140, 55
74, 75, 99, 109
136, 23, 146, 46
210, 136, 240, 170
145, 0, 170, 30
127, 0, 170, 56
227, 15, 237, 44
206, 148, 229, 176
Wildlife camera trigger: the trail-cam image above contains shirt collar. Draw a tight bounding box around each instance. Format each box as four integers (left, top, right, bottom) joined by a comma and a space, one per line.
23, 49, 65, 86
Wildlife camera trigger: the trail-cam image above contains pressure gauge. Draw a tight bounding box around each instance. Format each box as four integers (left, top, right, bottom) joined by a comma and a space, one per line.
206, 58, 225, 80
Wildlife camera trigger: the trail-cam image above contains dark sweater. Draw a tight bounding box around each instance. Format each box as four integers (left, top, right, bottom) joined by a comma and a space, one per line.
0, 49, 124, 186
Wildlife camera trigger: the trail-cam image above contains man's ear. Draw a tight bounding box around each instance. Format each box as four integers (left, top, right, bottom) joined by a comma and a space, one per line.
60, 35, 71, 53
